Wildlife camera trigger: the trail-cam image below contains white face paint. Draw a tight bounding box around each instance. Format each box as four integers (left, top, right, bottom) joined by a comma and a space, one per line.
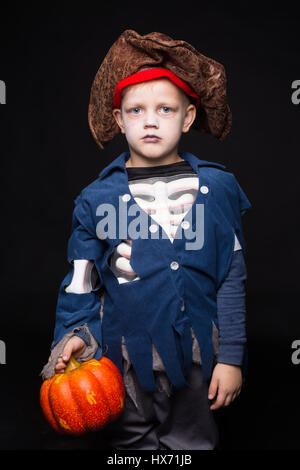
115, 78, 194, 165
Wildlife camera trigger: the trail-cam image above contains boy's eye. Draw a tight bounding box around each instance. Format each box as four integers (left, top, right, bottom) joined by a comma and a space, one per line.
129, 106, 173, 114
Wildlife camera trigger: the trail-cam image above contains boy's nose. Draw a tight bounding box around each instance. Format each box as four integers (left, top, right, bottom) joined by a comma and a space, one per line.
143, 111, 159, 128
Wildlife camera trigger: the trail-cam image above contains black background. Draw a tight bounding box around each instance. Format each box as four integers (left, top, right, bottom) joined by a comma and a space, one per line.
0, 1, 300, 451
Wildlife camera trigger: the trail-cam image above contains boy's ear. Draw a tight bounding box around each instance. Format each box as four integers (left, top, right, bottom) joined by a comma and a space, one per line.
112, 108, 125, 134
182, 104, 197, 133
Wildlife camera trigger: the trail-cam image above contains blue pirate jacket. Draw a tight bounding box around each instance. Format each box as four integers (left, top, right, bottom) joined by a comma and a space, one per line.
52, 151, 251, 391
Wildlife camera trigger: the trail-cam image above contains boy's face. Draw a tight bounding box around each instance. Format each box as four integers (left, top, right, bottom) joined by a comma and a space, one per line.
112, 78, 196, 164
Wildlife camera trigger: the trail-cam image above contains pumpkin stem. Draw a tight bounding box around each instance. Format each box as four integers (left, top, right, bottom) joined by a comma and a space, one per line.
65, 355, 80, 373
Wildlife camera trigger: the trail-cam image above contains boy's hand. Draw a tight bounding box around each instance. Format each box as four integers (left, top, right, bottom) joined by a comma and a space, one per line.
208, 363, 242, 410
54, 336, 87, 374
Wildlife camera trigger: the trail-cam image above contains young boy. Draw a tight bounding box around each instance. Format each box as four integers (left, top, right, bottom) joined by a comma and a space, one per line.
41, 30, 251, 450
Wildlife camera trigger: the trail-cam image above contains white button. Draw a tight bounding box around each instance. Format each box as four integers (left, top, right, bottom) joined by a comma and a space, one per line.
181, 221, 190, 230
200, 185, 209, 194
149, 224, 158, 233
170, 261, 179, 270
181, 301, 185, 311
122, 193, 131, 202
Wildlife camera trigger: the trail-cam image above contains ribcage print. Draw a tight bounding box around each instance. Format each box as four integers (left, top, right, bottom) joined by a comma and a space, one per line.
109, 174, 199, 284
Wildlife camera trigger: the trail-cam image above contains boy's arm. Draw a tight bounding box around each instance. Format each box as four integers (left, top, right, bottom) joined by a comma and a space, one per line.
208, 172, 251, 409
208, 241, 247, 409
213, 171, 251, 367
41, 193, 104, 379
216, 243, 247, 367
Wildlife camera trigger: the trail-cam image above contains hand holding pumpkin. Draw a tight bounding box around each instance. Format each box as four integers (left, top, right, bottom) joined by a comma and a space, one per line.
54, 335, 87, 374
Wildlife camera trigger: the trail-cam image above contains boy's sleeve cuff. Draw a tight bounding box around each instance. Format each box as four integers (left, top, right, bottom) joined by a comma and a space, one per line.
73, 325, 92, 347
40, 323, 99, 380
217, 343, 246, 366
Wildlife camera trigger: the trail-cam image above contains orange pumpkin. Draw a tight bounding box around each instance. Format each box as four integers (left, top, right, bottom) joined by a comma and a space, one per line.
40, 355, 125, 436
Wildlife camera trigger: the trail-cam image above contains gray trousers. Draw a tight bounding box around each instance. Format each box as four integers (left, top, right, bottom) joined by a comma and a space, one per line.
103, 363, 219, 450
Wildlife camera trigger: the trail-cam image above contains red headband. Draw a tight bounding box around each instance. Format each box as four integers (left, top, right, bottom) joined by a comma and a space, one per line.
112, 68, 201, 109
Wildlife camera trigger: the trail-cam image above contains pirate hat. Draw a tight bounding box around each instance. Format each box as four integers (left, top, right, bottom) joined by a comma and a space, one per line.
88, 29, 232, 149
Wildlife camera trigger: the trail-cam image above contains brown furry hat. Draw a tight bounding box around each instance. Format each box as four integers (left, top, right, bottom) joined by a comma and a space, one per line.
88, 29, 232, 149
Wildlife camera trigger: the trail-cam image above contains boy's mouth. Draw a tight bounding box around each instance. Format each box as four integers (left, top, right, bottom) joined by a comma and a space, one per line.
142, 135, 162, 142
